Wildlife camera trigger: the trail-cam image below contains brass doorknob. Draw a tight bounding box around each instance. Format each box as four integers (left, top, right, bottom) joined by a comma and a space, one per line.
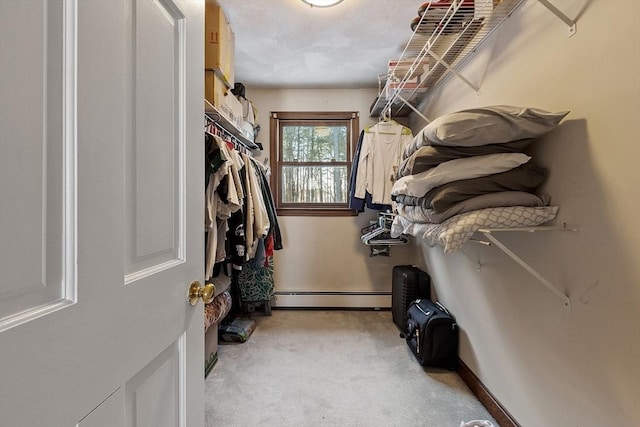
188, 280, 215, 306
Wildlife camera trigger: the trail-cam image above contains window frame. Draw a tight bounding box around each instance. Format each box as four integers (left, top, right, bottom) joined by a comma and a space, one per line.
270, 111, 359, 216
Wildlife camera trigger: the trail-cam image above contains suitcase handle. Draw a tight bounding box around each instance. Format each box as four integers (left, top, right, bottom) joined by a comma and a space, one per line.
435, 301, 451, 316
414, 302, 431, 317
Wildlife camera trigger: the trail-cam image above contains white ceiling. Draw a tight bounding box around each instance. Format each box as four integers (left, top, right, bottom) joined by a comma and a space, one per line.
215, 0, 422, 89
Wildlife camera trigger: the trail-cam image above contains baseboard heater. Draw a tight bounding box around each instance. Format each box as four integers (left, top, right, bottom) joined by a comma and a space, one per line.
273, 291, 391, 309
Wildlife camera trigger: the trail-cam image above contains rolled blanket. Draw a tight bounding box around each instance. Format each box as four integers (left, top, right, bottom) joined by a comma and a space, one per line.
204, 289, 232, 332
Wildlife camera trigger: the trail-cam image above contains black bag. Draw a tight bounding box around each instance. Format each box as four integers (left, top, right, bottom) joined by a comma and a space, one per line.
406, 299, 458, 370
218, 317, 256, 343
231, 82, 246, 99
392, 265, 431, 334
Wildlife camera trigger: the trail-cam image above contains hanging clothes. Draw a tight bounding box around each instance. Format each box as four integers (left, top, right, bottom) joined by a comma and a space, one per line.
251, 158, 283, 252
204, 116, 284, 319
354, 121, 413, 206
237, 160, 280, 310
349, 130, 393, 212
241, 152, 270, 261
204, 133, 245, 280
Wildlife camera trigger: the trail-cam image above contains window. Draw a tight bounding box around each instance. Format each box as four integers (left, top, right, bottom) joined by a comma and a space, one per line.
270, 111, 359, 216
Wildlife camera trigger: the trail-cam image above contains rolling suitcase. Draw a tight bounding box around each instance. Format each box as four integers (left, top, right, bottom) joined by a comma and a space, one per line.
405, 298, 458, 370
392, 265, 431, 334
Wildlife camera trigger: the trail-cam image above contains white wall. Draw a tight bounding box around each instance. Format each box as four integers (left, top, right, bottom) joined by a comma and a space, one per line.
408, 1, 640, 426
248, 88, 418, 308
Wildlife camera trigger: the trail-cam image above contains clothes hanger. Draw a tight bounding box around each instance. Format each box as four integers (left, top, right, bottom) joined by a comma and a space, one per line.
363, 108, 412, 134
361, 212, 409, 246
361, 226, 388, 244
364, 120, 412, 135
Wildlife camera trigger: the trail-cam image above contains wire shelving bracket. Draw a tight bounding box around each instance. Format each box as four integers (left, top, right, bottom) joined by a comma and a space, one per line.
536, 0, 577, 37
474, 224, 578, 309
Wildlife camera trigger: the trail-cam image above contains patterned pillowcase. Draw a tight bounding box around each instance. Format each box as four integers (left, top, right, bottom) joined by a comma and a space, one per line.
422, 206, 559, 253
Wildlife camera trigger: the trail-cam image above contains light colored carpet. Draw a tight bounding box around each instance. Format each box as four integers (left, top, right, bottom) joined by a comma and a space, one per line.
205, 310, 497, 427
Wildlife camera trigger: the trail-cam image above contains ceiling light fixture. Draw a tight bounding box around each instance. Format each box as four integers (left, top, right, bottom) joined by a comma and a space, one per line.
301, 0, 344, 8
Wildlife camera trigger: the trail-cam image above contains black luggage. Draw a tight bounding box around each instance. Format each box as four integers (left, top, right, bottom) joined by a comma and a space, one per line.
392, 265, 431, 334
405, 298, 458, 370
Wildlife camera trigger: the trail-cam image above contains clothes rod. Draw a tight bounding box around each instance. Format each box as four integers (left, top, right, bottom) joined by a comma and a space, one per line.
204, 100, 259, 150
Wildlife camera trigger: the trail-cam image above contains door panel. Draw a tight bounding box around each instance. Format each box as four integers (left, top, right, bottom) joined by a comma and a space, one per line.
126, 339, 182, 427
0, 0, 69, 326
0, 0, 205, 426
126, 0, 184, 276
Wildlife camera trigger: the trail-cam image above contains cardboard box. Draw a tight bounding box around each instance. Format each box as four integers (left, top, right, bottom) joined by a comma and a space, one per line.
205, 1, 235, 87
205, 70, 243, 128
241, 120, 255, 143
388, 58, 429, 80
205, 70, 225, 110
388, 75, 423, 90
227, 92, 243, 129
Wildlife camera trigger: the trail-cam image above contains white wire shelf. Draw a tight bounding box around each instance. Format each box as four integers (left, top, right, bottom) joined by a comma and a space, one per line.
370, 0, 577, 119
204, 99, 259, 150
371, 0, 526, 118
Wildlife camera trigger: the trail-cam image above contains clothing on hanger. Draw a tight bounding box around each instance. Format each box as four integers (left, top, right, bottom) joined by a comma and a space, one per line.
365, 119, 412, 135
349, 130, 391, 212
353, 122, 414, 206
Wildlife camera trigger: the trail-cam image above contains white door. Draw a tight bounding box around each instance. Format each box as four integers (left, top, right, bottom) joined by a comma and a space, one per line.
0, 0, 205, 426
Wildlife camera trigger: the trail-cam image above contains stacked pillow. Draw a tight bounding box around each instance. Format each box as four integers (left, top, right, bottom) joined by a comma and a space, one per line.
392, 105, 569, 224
402, 105, 569, 158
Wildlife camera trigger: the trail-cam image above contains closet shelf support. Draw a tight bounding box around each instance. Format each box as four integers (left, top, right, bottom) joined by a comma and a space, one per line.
395, 94, 431, 123
477, 225, 578, 310
537, 0, 577, 37
428, 50, 480, 94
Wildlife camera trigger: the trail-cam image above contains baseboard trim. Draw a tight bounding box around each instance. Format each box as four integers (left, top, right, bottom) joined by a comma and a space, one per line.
273, 291, 391, 309
204, 351, 218, 379
457, 358, 520, 427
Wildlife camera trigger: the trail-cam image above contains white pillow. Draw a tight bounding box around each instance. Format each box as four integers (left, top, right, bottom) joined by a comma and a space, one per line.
391, 152, 531, 198
423, 105, 569, 147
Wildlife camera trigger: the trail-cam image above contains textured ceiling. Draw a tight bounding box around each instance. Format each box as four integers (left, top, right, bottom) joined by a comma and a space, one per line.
216, 0, 422, 89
